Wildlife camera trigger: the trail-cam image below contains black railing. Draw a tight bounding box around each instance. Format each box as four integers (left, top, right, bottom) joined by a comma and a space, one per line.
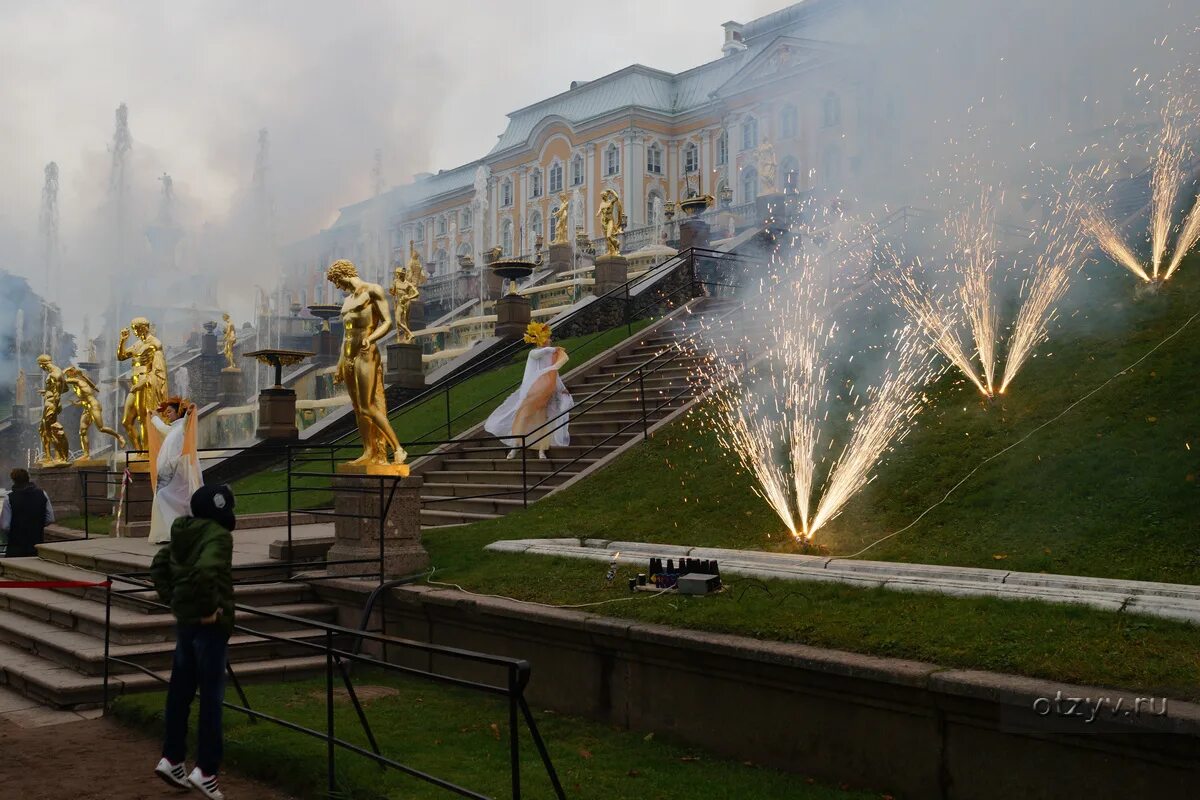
101, 573, 566, 799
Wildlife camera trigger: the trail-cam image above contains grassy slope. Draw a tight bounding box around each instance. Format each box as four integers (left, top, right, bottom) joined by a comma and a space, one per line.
113, 671, 876, 800
408, 254, 1200, 699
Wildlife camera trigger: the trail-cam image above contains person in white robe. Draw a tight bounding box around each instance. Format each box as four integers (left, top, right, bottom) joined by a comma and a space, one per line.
485, 323, 573, 460
148, 398, 202, 544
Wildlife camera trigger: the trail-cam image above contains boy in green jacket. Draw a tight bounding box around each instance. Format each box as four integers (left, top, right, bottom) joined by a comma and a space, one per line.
150, 484, 236, 800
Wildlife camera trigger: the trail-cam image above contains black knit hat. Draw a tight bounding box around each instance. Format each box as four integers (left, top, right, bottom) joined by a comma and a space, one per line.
190, 484, 237, 532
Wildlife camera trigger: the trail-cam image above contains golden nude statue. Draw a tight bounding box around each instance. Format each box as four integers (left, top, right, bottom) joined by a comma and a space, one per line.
222, 313, 238, 370
388, 264, 421, 344
35, 355, 70, 466
64, 366, 125, 460
407, 240, 427, 288
551, 193, 571, 245
326, 260, 408, 468
116, 316, 168, 452
597, 189, 625, 256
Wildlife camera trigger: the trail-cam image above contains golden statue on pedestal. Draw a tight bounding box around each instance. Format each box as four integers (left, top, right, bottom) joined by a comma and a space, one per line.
407, 240, 427, 288
551, 193, 571, 245
389, 264, 420, 344
222, 313, 238, 370
326, 260, 408, 469
116, 316, 168, 451
35, 354, 70, 466
597, 189, 625, 257
757, 140, 778, 194
64, 366, 124, 460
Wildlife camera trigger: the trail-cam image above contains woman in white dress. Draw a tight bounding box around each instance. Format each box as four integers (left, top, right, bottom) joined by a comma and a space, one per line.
485, 323, 573, 460
148, 397, 202, 544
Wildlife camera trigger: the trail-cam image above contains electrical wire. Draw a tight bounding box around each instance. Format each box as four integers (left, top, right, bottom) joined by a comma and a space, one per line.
839, 307, 1200, 559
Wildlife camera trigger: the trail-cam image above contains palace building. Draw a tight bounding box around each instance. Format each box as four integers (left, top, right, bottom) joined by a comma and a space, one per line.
283, 0, 889, 311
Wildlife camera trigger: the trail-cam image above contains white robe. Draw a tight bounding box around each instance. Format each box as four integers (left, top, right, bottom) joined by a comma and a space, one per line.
148, 415, 202, 544
485, 347, 573, 450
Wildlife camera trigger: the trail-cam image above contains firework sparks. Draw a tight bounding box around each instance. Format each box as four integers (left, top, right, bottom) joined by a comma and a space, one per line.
1079, 209, 1153, 282
886, 267, 989, 395
1149, 108, 1187, 279
1164, 188, 1200, 280
949, 195, 999, 394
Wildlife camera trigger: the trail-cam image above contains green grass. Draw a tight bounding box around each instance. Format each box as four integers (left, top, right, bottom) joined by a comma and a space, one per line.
112, 669, 877, 800
55, 514, 112, 535
233, 322, 650, 514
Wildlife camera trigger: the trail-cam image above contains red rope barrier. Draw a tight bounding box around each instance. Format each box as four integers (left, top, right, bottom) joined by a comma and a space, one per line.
0, 580, 113, 589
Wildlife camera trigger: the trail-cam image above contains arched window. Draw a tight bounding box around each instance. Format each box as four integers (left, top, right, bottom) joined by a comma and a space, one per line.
437, 216, 447, 237
716, 131, 728, 166
741, 167, 758, 203
530, 168, 543, 198
684, 142, 698, 173
646, 143, 663, 174
528, 211, 542, 250
415, 222, 425, 241
822, 145, 842, 187
501, 219, 513, 255
741, 116, 758, 151
781, 105, 798, 138
571, 154, 584, 186
780, 156, 801, 192
716, 178, 729, 205
549, 161, 563, 193
434, 248, 448, 276
457, 242, 472, 261
461, 208, 472, 230
501, 179, 513, 207
823, 91, 841, 127
604, 143, 620, 176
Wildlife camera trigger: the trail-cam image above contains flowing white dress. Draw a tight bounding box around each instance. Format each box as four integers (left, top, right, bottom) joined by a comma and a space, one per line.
148, 415, 202, 544
485, 347, 573, 452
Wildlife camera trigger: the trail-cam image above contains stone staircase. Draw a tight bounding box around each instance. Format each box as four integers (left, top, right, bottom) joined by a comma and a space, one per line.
415, 297, 740, 528
0, 539, 335, 709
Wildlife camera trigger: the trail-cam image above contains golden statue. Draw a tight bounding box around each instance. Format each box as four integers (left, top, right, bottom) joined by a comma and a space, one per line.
116, 316, 168, 452
222, 313, 238, 370
597, 189, 625, 257
64, 366, 124, 459
551, 193, 571, 245
326, 260, 407, 468
757, 140, 778, 194
14, 368, 27, 407
388, 264, 421, 344
407, 240, 427, 288
35, 354, 70, 466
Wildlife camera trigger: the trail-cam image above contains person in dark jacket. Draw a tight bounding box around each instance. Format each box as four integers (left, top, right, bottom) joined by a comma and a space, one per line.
1, 468, 55, 557
150, 484, 236, 800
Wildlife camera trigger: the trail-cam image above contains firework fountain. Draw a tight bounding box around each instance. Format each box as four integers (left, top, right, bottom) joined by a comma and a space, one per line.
690, 236, 931, 541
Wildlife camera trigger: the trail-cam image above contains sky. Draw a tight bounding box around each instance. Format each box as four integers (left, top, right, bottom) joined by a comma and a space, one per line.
0, 0, 780, 319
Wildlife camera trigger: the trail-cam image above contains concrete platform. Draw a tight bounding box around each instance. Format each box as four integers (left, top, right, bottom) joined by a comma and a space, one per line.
485, 538, 1200, 625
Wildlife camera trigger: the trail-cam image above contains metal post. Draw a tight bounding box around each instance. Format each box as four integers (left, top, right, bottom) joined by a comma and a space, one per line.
445, 387, 452, 439
509, 669, 522, 800
520, 437, 528, 509
102, 580, 112, 713
286, 447, 294, 582
639, 366, 649, 438
624, 282, 632, 338
326, 629, 336, 797
82, 472, 90, 540
378, 477, 386, 583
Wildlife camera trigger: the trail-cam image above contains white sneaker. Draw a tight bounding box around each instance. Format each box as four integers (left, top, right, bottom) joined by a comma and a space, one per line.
154, 758, 189, 791
188, 767, 225, 799
506, 448, 518, 460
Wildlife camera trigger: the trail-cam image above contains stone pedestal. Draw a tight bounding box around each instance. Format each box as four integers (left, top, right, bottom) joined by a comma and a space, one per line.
121, 461, 154, 532
679, 217, 712, 251
219, 368, 245, 405
593, 254, 629, 297
408, 299, 427, 333
326, 470, 428, 578
255, 387, 299, 440
494, 294, 532, 341
313, 329, 337, 365
385, 342, 425, 390
30, 464, 93, 518
548, 242, 573, 276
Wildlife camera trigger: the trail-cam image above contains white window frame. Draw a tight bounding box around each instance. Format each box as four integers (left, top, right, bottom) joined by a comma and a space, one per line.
571, 154, 585, 186
741, 117, 758, 151
646, 143, 663, 175
716, 131, 728, 166
684, 142, 698, 173
530, 168, 543, 198
604, 144, 620, 176
549, 161, 563, 193
501, 179, 513, 207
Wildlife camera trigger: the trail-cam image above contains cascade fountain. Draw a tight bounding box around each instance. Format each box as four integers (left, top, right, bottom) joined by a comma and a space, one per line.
39, 162, 60, 300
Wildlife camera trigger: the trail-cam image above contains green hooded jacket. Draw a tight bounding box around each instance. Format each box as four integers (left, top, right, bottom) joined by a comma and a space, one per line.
150, 516, 235, 636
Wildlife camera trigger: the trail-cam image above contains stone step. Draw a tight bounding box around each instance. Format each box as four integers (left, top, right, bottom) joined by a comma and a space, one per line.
417, 481, 555, 500
0, 585, 335, 645
0, 557, 314, 615
422, 469, 581, 486
0, 607, 328, 676
445, 458, 587, 474
453, 441, 621, 459
422, 494, 530, 516
420, 508, 502, 528
0, 639, 325, 709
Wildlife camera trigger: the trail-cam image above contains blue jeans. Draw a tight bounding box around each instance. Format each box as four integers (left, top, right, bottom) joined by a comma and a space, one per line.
162, 623, 229, 775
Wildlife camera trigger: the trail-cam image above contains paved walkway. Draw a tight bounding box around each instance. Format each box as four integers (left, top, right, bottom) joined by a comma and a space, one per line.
486, 538, 1200, 624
